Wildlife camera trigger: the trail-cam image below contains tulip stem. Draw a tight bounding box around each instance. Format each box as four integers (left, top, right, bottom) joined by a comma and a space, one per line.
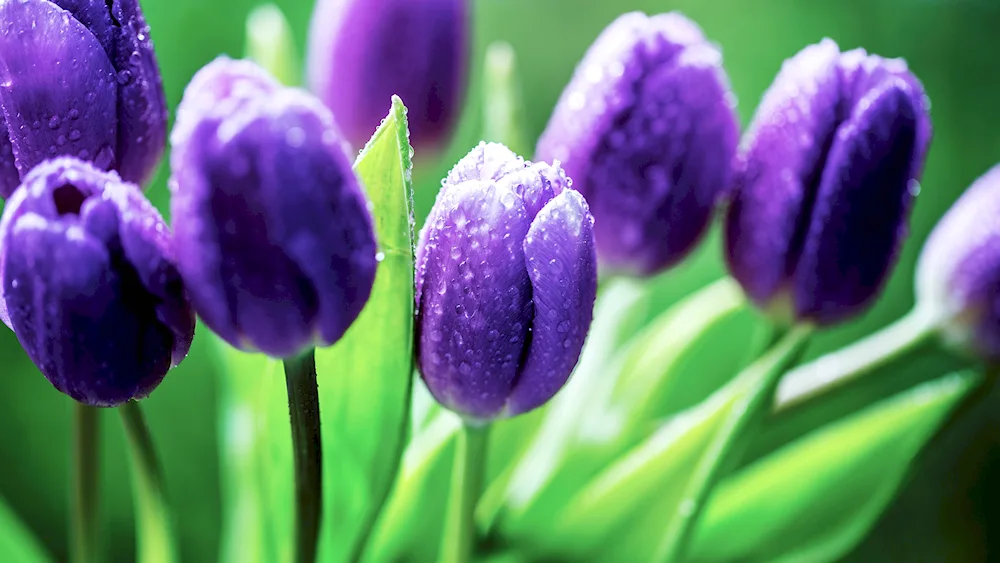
283, 350, 323, 563
71, 403, 100, 563
441, 422, 490, 563
119, 401, 177, 563
774, 305, 941, 412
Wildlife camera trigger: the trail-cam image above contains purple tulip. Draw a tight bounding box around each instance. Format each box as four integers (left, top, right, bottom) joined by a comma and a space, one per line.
170, 57, 377, 359
918, 164, 1000, 359
307, 0, 468, 152
415, 142, 598, 421
725, 39, 932, 326
0, 157, 193, 406
536, 12, 739, 277
0, 0, 168, 199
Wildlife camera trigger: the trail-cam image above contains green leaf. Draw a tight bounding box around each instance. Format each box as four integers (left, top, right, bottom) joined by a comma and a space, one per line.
363, 414, 462, 563
214, 98, 415, 563
533, 327, 811, 561
244, 4, 300, 86
0, 494, 51, 563
314, 95, 416, 562
487, 279, 750, 543
690, 369, 980, 563
481, 41, 530, 155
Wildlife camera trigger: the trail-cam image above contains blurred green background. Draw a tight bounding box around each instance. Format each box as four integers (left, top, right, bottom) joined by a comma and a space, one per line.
1, 0, 999, 560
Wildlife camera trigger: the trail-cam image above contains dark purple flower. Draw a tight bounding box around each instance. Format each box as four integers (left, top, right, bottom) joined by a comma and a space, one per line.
725, 39, 932, 326
536, 12, 739, 277
170, 57, 377, 359
307, 0, 468, 152
415, 143, 598, 421
0, 157, 193, 406
0, 0, 168, 199
918, 164, 1000, 359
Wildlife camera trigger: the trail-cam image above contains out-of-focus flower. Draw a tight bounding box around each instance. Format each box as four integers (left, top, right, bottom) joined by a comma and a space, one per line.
170, 57, 377, 359
307, 0, 468, 152
0, 157, 193, 406
0, 0, 168, 198
415, 142, 598, 421
917, 164, 1000, 359
536, 12, 739, 276
725, 39, 932, 326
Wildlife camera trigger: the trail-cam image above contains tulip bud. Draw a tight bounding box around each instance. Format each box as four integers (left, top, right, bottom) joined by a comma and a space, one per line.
307, 0, 469, 152
170, 57, 377, 359
0, 157, 194, 406
917, 164, 1000, 359
536, 12, 739, 276
0, 0, 168, 198
725, 39, 932, 326
415, 142, 598, 420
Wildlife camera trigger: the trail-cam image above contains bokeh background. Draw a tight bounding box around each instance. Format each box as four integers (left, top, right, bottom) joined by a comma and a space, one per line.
1, 0, 999, 560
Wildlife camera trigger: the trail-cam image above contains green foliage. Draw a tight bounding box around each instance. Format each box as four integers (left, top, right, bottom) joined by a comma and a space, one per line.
691, 370, 980, 563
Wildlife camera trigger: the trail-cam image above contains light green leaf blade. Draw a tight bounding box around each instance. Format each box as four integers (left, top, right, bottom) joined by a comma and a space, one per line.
315, 95, 416, 562
690, 369, 980, 563
363, 414, 462, 563
215, 340, 289, 563
489, 279, 749, 543
245, 4, 300, 86
0, 494, 51, 562
482, 41, 530, 156
532, 327, 811, 560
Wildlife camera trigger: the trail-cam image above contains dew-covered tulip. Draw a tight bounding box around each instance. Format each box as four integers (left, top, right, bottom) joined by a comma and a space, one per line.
536, 12, 739, 276
0, 0, 168, 198
307, 0, 468, 152
170, 57, 377, 359
415, 142, 598, 421
917, 164, 1000, 359
725, 39, 932, 326
0, 157, 193, 406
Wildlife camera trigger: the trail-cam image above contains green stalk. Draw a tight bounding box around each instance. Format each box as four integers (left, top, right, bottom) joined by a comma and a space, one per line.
119, 401, 177, 563
440, 422, 490, 563
71, 403, 100, 563
283, 350, 323, 563
775, 306, 940, 412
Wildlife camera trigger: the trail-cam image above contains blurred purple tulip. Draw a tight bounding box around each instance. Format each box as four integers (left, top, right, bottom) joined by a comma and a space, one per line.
537, 12, 740, 276
918, 163, 1000, 359
725, 39, 932, 326
307, 0, 469, 152
170, 57, 377, 358
0, 0, 168, 198
0, 157, 193, 406
416, 142, 598, 421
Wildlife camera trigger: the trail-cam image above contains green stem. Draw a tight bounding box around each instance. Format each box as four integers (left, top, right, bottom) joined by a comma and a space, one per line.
119, 401, 177, 563
440, 422, 490, 563
283, 351, 323, 563
71, 403, 100, 563
775, 306, 940, 412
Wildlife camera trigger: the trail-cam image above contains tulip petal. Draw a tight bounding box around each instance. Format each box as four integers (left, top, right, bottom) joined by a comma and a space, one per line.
248, 91, 376, 348
416, 181, 534, 420
0, 0, 118, 186
506, 189, 597, 416
794, 80, 919, 324
0, 118, 18, 198
724, 39, 842, 308
107, 178, 194, 366
107, 0, 168, 186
